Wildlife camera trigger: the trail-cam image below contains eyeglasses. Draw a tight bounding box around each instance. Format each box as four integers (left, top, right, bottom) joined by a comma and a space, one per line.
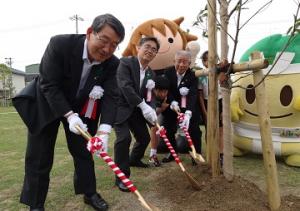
143, 44, 158, 53
94, 33, 119, 50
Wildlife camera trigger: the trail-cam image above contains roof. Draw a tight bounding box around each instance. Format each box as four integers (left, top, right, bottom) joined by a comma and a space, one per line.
11, 68, 27, 76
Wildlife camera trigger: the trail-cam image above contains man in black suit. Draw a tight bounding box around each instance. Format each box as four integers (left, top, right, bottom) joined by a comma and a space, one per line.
114, 36, 160, 192
160, 50, 202, 163
13, 14, 125, 211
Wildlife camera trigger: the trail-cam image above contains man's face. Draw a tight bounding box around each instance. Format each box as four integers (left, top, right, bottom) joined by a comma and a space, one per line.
87, 25, 120, 62
202, 58, 208, 68
174, 55, 191, 75
137, 40, 158, 64
154, 89, 168, 101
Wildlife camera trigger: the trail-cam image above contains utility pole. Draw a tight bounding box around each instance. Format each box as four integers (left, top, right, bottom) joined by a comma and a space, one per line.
69, 14, 84, 34
4, 57, 13, 103
5, 57, 13, 68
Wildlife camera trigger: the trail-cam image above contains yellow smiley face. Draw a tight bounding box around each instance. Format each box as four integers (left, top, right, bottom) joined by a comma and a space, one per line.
235, 73, 300, 128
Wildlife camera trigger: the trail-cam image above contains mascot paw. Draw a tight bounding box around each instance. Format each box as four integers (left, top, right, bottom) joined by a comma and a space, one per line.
284, 154, 300, 167
231, 105, 243, 122
233, 147, 246, 156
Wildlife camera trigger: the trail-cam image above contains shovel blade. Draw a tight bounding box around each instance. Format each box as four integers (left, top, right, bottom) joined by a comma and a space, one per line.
135, 190, 161, 211
183, 171, 202, 190
189, 151, 206, 164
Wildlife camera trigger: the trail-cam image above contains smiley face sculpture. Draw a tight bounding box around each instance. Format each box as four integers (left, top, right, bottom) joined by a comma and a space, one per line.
231, 34, 300, 167
123, 17, 197, 70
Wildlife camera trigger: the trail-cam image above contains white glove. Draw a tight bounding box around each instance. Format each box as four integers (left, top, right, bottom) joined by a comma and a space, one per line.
96, 134, 109, 153
179, 87, 189, 96
89, 85, 104, 100
170, 101, 180, 112
67, 113, 88, 135
146, 79, 155, 89
138, 100, 157, 124
95, 124, 111, 153
179, 110, 192, 129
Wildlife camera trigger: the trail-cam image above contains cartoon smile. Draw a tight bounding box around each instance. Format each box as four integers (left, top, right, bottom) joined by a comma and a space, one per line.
244, 109, 293, 119
157, 45, 170, 54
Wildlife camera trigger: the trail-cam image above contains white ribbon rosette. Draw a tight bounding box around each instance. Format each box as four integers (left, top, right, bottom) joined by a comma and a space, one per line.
81, 85, 104, 119
145, 79, 155, 102
179, 87, 189, 108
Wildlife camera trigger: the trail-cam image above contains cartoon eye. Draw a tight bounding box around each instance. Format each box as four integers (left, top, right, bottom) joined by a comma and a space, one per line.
280, 85, 293, 106
168, 38, 174, 43
246, 84, 255, 104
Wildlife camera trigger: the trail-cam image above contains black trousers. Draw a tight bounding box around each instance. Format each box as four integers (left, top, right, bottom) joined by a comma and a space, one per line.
114, 109, 150, 180
20, 118, 97, 208
189, 117, 202, 153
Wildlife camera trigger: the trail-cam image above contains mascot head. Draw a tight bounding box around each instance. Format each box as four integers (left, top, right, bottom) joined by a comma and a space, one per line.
233, 34, 300, 128
123, 17, 197, 70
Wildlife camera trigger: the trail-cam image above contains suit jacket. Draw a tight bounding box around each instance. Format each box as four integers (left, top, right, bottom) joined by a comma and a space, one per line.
162, 66, 198, 117
13, 34, 119, 134
115, 56, 155, 124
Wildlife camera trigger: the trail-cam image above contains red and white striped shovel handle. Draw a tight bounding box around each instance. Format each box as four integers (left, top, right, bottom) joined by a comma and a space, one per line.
75, 126, 137, 192
176, 113, 205, 163
156, 123, 186, 172
75, 126, 154, 211
177, 113, 195, 148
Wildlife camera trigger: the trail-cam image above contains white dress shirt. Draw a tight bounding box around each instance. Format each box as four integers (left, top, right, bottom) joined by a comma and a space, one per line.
77, 39, 101, 93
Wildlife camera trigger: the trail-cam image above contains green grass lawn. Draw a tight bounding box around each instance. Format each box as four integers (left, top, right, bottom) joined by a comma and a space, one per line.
0, 107, 157, 210
1, 106, 300, 210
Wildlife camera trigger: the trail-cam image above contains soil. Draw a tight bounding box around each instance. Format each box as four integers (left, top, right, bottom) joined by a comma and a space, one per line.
110, 161, 300, 211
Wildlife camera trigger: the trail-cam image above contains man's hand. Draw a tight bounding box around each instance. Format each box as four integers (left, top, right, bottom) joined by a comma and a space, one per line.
138, 100, 157, 124
95, 124, 111, 153
170, 101, 180, 113
179, 110, 192, 129
216, 59, 233, 74
67, 113, 87, 135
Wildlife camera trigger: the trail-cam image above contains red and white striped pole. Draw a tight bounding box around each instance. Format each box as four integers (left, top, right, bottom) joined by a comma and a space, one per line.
157, 126, 181, 164
176, 113, 205, 163
75, 126, 154, 211
88, 137, 137, 192
177, 113, 194, 149
156, 123, 202, 190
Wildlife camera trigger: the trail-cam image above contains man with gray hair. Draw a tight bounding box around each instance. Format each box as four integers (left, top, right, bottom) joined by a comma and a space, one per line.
159, 50, 203, 163
13, 13, 125, 211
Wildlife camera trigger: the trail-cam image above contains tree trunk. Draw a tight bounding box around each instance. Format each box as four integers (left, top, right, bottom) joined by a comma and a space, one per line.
207, 0, 220, 177
220, 0, 234, 181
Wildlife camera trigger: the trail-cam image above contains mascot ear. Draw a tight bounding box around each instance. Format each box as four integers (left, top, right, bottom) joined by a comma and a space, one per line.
122, 47, 132, 57
123, 44, 137, 57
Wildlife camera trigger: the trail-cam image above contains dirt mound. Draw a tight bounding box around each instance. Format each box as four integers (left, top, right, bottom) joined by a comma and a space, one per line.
132, 162, 300, 211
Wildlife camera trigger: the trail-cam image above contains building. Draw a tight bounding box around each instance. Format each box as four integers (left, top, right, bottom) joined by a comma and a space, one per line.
11, 68, 27, 94
0, 68, 26, 97
0, 63, 39, 99
25, 63, 39, 84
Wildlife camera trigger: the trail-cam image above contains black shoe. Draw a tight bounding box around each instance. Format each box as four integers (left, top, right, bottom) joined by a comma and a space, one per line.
30, 208, 44, 211
115, 181, 131, 192
162, 153, 175, 163
129, 160, 149, 168
83, 193, 108, 211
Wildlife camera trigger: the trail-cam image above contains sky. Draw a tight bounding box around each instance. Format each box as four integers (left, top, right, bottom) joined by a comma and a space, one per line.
0, 0, 298, 71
